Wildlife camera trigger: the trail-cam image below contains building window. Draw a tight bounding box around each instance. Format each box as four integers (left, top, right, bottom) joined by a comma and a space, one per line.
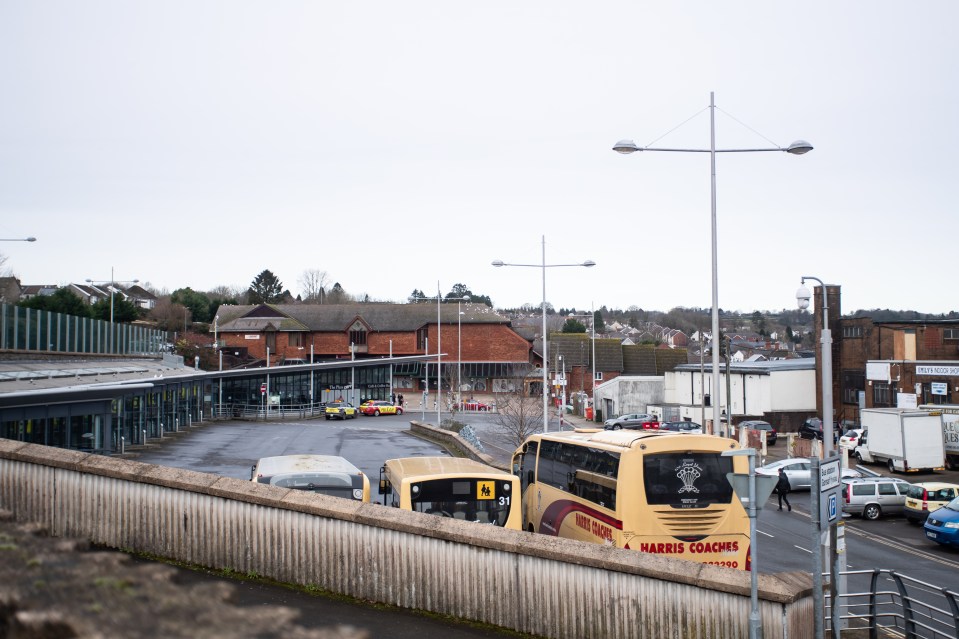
416, 327, 428, 350
842, 325, 863, 338
348, 321, 367, 346
872, 382, 891, 407
842, 370, 865, 405
288, 333, 304, 348
594, 371, 603, 381
944, 329, 959, 341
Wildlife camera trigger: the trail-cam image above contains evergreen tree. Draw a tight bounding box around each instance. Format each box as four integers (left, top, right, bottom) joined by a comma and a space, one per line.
561, 319, 587, 334
19, 288, 90, 317
247, 270, 285, 304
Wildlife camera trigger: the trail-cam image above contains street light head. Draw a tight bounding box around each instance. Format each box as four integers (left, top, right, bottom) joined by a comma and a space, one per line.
582, 260, 596, 268
26, 237, 37, 242
796, 284, 812, 310
613, 139, 641, 154
491, 260, 505, 267
85, 279, 93, 283
785, 140, 814, 155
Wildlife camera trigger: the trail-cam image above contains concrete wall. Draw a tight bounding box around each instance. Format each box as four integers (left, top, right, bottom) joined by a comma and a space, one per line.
0, 439, 814, 639
594, 376, 665, 419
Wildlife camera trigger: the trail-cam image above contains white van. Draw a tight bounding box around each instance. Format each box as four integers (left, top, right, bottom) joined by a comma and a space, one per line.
251, 454, 370, 502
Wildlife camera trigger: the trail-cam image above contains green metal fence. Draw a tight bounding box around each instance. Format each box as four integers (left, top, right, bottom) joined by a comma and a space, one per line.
1, 303, 164, 355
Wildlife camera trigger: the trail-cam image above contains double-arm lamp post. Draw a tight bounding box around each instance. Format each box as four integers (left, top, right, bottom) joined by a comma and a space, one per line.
614, 92, 811, 436
493, 236, 595, 433
412, 285, 462, 427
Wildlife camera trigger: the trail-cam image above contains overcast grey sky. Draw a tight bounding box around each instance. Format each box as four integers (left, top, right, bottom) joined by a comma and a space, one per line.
2, 2, 956, 315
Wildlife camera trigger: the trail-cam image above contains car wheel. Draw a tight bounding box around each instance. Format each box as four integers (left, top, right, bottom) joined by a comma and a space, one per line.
373, 410, 380, 416
325, 415, 330, 420
863, 504, 881, 521
887, 459, 896, 473
854, 451, 863, 462
397, 408, 403, 415
614, 425, 621, 430
906, 516, 919, 525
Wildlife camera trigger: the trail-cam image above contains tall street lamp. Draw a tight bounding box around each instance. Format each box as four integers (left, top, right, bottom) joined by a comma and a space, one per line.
86, 267, 139, 354
797, 276, 846, 639
796, 277, 834, 454
492, 236, 596, 432
0, 237, 37, 242
614, 92, 811, 437
411, 285, 445, 426
456, 296, 470, 409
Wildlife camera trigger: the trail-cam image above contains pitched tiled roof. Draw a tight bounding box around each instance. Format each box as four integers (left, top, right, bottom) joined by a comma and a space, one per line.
623, 345, 689, 375
214, 303, 509, 332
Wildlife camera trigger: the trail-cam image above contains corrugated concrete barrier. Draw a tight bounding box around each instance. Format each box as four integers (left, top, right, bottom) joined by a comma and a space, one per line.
0, 439, 814, 639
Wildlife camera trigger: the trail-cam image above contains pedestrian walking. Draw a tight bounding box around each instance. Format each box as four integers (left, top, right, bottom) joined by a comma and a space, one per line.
776, 468, 792, 511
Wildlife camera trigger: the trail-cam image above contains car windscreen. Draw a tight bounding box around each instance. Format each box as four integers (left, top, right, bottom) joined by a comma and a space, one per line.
262, 472, 363, 499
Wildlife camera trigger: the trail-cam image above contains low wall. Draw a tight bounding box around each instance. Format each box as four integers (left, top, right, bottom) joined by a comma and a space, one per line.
0, 439, 814, 639
408, 420, 503, 468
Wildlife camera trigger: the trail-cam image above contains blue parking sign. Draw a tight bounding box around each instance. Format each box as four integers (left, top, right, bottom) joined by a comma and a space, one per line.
828, 493, 838, 522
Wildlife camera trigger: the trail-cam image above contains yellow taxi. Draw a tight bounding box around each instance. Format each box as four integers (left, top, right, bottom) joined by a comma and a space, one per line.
325, 401, 357, 420
359, 400, 404, 416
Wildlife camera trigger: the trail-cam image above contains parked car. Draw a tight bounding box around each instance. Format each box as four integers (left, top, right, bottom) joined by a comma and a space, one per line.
740, 420, 777, 445
904, 482, 959, 524
325, 401, 357, 420
799, 417, 840, 443
359, 400, 403, 416
458, 400, 491, 411
603, 413, 660, 431
756, 458, 862, 491
659, 421, 703, 434
839, 428, 864, 451
924, 497, 959, 547
841, 477, 911, 520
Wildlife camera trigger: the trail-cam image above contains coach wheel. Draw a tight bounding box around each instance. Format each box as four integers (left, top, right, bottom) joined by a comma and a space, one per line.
887, 459, 896, 473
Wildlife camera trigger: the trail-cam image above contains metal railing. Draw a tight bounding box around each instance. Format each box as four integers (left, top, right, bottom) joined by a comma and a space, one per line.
213, 402, 329, 421
829, 569, 958, 639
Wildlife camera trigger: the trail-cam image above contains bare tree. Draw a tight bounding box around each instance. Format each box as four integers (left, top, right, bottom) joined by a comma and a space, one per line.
0, 252, 9, 277
298, 269, 330, 304
491, 364, 545, 448
149, 297, 190, 332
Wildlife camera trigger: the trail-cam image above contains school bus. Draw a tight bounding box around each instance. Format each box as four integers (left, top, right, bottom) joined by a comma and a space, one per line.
251, 454, 371, 502
512, 429, 751, 569
378, 457, 522, 530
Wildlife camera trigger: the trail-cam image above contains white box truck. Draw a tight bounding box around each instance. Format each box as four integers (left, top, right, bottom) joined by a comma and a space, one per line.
919, 404, 959, 470
853, 408, 945, 473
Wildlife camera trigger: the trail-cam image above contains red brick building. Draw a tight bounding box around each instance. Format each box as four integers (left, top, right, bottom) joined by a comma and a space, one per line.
214, 303, 532, 394
806, 285, 959, 426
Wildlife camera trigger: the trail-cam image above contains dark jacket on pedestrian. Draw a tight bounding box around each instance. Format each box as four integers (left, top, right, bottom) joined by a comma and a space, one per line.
776, 470, 791, 494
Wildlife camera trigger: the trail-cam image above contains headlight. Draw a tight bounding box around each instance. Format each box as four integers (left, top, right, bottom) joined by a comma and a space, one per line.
352, 489, 364, 500
944, 521, 959, 529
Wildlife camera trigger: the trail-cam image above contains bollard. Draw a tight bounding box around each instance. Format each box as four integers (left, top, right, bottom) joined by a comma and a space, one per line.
142, 429, 146, 445
120, 436, 125, 455
175, 417, 179, 433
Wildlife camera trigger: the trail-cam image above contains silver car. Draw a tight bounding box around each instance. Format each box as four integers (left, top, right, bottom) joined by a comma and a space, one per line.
756, 457, 862, 491
842, 477, 911, 520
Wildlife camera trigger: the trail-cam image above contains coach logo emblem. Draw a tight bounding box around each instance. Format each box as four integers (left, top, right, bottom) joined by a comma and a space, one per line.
676, 460, 702, 494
